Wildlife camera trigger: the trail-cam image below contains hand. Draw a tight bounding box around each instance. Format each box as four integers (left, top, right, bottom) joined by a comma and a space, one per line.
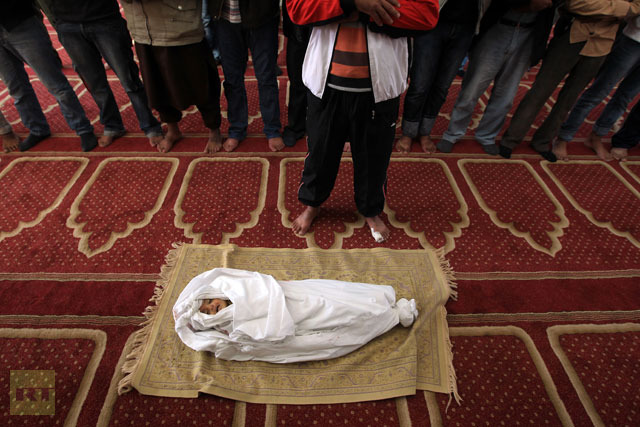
354, 0, 401, 26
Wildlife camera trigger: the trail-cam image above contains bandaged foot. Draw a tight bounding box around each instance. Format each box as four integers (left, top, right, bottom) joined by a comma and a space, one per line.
366, 215, 390, 243
395, 298, 418, 327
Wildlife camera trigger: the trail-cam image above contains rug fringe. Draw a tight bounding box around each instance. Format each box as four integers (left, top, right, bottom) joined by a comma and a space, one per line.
435, 247, 460, 406
117, 242, 184, 395
435, 247, 458, 301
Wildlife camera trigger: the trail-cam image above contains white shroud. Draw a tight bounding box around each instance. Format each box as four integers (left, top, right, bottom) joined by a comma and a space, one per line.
173, 268, 418, 363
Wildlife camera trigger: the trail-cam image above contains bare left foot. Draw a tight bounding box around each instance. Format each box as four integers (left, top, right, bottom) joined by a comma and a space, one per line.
552, 139, 569, 161
395, 135, 412, 153
223, 137, 240, 152
611, 147, 628, 161
2, 131, 20, 153
584, 132, 612, 161
158, 122, 182, 153
204, 128, 222, 154
268, 136, 285, 152
419, 135, 436, 153
292, 206, 319, 236
98, 132, 125, 148
344, 142, 351, 152
365, 215, 390, 243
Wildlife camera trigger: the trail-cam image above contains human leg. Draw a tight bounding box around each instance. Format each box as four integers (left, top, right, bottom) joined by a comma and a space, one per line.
249, 17, 283, 150
7, 15, 95, 146
592, 64, 640, 137
283, 25, 310, 147
558, 35, 640, 142
439, 24, 511, 152
295, 89, 349, 234
56, 19, 125, 145
89, 17, 163, 143
217, 20, 249, 146
154, 105, 183, 153
473, 30, 534, 152
500, 31, 582, 158
611, 100, 640, 160
530, 54, 605, 158
196, 46, 223, 154
350, 93, 399, 241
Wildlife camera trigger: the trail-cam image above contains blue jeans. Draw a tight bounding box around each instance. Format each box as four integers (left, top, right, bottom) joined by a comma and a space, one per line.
559, 34, 640, 141
56, 17, 162, 137
0, 15, 93, 136
612, 100, 640, 149
401, 19, 475, 138
441, 22, 534, 146
217, 17, 281, 140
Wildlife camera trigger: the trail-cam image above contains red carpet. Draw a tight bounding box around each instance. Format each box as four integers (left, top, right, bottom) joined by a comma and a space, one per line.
1, 15, 639, 427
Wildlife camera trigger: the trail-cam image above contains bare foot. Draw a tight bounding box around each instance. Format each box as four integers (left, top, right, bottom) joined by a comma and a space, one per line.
611, 147, 628, 161
223, 137, 240, 152
419, 135, 436, 153
2, 131, 20, 153
344, 142, 351, 152
158, 122, 182, 153
395, 135, 412, 153
584, 132, 612, 161
148, 135, 163, 147
292, 206, 319, 236
204, 128, 222, 154
268, 136, 285, 152
98, 132, 125, 148
365, 215, 390, 243
552, 139, 569, 161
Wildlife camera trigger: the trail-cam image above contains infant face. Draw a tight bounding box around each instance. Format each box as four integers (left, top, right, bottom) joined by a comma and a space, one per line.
199, 298, 229, 315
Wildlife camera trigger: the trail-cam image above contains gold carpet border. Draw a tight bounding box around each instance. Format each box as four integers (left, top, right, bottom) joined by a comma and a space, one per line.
448, 310, 640, 324
0, 157, 88, 244
0, 314, 144, 326
174, 157, 269, 243
0, 327, 106, 427
97, 333, 136, 427
118, 243, 458, 403
278, 158, 364, 249
449, 326, 574, 427
458, 159, 568, 256
67, 157, 179, 258
385, 158, 469, 254
541, 160, 640, 249
455, 269, 640, 280
619, 160, 640, 186
547, 323, 640, 427
0, 272, 159, 281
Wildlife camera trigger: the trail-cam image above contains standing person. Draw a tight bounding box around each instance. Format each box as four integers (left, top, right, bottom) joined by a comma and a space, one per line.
610, 100, 640, 161
499, 0, 640, 161
282, 0, 311, 148
287, 0, 439, 242
216, 0, 284, 152
555, 16, 640, 161
120, 0, 223, 154
436, 0, 556, 155
0, 1, 98, 152
395, 0, 491, 154
41, 0, 164, 148
0, 110, 20, 152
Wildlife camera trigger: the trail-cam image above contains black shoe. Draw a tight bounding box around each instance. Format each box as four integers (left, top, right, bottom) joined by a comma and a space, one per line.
499, 145, 512, 159
19, 133, 51, 151
481, 143, 499, 155
80, 133, 98, 152
436, 140, 454, 153
536, 150, 557, 162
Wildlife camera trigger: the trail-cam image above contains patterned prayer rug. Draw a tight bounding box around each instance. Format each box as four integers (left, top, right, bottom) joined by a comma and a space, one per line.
118, 244, 456, 404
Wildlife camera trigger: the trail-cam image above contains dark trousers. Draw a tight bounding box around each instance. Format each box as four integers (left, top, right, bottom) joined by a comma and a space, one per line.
284, 28, 310, 139
612, 101, 640, 149
298, 88, 399, 217
501, 30, 606, 152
